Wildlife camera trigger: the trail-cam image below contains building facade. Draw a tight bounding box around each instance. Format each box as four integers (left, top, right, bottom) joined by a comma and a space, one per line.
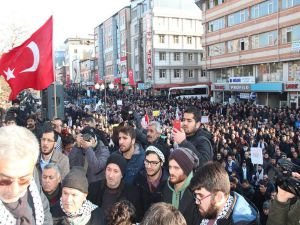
195, 0, 300, 107
130, 0, 207, 94
95, 6, 131, 90
64, 38, 95, 84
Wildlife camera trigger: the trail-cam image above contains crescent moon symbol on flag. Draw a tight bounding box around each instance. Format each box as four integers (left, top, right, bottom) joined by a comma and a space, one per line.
20, 41, 40, 73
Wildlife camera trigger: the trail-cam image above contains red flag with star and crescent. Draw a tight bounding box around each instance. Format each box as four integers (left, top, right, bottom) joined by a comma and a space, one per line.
0, 16, 54, 100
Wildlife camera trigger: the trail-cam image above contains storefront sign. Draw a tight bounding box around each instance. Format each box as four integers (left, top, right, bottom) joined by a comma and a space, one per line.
146, 14, 152, 79
285, 83, 299, 90
229, 84, 250, 92
229, 76, 255, 84
212, 84, 225, 90
251, 83, 283, 92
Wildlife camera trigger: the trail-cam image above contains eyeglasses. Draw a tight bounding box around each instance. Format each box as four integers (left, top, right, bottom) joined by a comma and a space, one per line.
144, 159, 160, 166
193, 193, 212, 204
41, 138, 55, 143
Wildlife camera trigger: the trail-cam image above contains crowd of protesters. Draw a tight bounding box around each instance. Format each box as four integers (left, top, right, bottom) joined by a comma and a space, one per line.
1, 90, 300, 225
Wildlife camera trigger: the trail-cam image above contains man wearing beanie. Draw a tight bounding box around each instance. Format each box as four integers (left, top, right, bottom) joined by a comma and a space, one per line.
162, 147, 202, 225
87, 153, 143, 223
51, 167, 105, 225
134, 145, 169, 212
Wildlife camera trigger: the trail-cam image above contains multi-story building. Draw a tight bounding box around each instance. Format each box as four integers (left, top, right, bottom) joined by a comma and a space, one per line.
64, 38, 95, 84
195, 0, 300, 107
131, 0, 206, 94
95, 6, 131, 90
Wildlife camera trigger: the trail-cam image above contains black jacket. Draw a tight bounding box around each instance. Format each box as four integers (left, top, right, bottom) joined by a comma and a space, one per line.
162, 181, 202, 225
134, 168, 168, 212
179, 128, 213, 167
87, 179, 143, 222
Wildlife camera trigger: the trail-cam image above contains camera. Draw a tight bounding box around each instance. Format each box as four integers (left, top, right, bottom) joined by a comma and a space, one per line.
82, 133, 93, 142
276, 159, 300, 197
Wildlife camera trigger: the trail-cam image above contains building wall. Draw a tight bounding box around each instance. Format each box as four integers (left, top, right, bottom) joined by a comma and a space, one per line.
196, 0, 300, 107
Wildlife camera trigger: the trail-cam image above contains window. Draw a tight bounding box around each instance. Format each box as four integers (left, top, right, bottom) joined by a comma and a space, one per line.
134, 39, 138, 49
188, 53, 193, 61
174, 35, 179, 44
159, 52, 166, 61
208, 17, 225, 32
282, 0, 300, 8
228, 9, 249, 27
208, 42, 225, 56
187, 36, 192, 44
174, 69, 181, 78
159, 35, 165, 43
188, 70, 194, 78
159, 69, 166, 78
174, 52, 180, 61
251, 0, 278, 19
240, 38, 249, 51
282, 25, 300, 44
227, 40, 238, 53
74, 49, 78, 54
251, 30, 278, 49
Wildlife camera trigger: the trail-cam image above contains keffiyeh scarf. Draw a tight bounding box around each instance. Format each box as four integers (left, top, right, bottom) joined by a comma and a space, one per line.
200, 195, 234, 225
0, 180, 44, 225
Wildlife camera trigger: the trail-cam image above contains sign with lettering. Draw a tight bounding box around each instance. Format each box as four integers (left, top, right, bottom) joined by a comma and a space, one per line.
285, 83, 299, 90
229, 76, 255, 84
229, 84, 250, 92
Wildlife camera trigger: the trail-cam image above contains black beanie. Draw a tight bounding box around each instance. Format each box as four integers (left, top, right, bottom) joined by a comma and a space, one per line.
62, 167, 88, 193
169, 148, 199, 176
106, 153, 127, 176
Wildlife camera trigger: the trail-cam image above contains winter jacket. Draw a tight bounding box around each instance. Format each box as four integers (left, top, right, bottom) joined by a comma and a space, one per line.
69, 142, 110, 183
162, 172, 202, 225
267, 197, 300, 225
179, 128, 213, 167
115, 143, 145, 185
134, 168, 168, 212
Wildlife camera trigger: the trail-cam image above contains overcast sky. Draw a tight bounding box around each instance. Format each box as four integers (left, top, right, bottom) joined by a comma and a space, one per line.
0, 0, 130, 50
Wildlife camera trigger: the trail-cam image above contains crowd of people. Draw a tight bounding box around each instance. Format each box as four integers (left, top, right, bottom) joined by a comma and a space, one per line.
1, 92, 300, 225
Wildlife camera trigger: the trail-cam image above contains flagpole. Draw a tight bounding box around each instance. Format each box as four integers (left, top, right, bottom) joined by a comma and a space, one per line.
52, 15, 57, 118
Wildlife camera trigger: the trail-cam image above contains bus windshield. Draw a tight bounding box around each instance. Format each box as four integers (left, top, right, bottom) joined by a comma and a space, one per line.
168, 85, 209, 99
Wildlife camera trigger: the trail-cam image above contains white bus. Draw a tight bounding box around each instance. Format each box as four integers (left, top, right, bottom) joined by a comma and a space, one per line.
168, 85, 209, 99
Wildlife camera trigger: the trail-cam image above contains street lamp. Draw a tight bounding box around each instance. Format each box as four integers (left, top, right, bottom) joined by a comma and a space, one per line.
99, 82, 114, 125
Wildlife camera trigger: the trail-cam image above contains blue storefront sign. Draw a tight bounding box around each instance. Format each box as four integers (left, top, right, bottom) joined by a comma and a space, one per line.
251, 83, 283, 92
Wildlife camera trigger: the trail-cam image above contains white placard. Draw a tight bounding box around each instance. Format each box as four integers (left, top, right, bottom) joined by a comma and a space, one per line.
117, 100, 123, 106
201, 116, 209, 124
250, 147, 263, 165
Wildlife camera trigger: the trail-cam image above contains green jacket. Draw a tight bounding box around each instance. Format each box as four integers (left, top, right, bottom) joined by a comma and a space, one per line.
267, 197, 300, 225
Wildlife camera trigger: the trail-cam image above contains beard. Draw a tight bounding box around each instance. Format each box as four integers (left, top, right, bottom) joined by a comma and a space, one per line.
202, 200, 219, 220
169, 173, 186, 185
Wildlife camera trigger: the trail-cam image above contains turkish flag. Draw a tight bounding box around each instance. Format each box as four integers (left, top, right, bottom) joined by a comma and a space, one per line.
128, 69, 135, 86
0, 16, 54, 100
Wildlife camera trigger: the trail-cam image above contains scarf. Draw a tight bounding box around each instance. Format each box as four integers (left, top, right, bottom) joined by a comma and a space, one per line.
167, 171, 193, 209
200, 195, 234, 225
0, 180, 44, 225
60, 199, 98, 217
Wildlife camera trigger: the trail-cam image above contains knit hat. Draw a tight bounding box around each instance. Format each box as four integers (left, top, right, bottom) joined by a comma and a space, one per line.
169, 147, 199, 176
62, 167, 88, 193
145, 145, 165, 163
106, 153, 127, 176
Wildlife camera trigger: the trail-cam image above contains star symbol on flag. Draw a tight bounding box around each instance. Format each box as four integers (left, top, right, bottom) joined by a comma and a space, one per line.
4, 67, 16, 80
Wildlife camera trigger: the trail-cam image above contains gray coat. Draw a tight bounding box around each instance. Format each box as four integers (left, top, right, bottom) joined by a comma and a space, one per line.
69, 142, 110, 183
36, 149, 70, 181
